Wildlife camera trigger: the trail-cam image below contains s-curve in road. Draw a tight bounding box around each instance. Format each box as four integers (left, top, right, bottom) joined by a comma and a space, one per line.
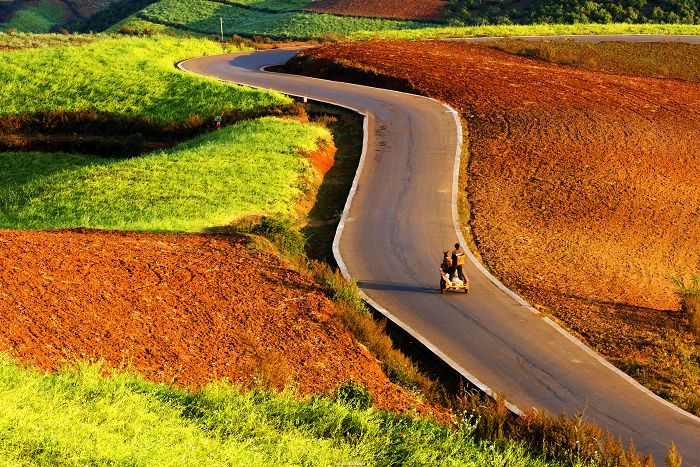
180, 49, 700, 464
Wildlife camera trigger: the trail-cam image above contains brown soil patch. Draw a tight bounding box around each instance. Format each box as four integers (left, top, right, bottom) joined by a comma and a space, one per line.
287, 40, 700, 414
305, 0, 446, 22
0, 229, 442, 417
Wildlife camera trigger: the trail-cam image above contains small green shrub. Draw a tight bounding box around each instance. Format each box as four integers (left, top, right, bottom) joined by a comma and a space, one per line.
335, 380, 373, 410
250, 216, 306, 257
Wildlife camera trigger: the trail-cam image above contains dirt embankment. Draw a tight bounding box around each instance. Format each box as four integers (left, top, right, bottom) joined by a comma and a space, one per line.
305, 0, 446, 22
0, 229, 443, 416
286, 41, 700, 412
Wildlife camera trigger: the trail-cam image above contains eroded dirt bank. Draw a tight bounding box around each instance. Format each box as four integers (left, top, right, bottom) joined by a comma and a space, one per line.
286, 41, 700, 413
0, 229, 438, 415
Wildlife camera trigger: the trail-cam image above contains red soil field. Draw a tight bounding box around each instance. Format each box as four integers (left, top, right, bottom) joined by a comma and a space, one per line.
287, 41, 700, 412
0, 229, 438, 415
305, 0, 447, 22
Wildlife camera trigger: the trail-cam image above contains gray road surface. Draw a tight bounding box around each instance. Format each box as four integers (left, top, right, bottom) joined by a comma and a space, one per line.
180, 43, 700, 464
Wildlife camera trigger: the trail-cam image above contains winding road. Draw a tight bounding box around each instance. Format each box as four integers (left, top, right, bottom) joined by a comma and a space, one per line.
180, 38, 700, 464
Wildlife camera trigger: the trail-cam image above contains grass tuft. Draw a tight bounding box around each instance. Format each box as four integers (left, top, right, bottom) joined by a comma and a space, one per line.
671, 275, 700, 338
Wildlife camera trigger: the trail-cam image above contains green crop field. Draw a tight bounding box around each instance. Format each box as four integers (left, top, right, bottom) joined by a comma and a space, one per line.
0, 1, 65, 33
445, 0, 700, 26
0, 35, 289, 122
126, 0, 433, 39
347, 21, 700, 40
0, 31, 98, 50
223, 0, 310, 12
0, 354, 563, 466
0, 117, 329, 232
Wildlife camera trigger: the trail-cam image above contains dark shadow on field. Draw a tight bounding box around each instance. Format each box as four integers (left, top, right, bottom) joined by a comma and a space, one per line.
301, 101, 363, 264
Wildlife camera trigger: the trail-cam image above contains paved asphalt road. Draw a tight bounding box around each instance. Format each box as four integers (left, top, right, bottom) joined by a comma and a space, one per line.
180, 40, 700, 464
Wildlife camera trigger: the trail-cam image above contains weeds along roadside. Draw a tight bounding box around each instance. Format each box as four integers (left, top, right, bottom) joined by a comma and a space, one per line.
237, 100, 666, 467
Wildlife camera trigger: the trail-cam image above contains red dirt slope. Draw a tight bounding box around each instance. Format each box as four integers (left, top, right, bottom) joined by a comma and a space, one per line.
306, 0, 446, 21
0, 229, 436, 415
287, 41, 700, 413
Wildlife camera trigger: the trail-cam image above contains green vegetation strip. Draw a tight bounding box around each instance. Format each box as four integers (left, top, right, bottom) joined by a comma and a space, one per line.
446, 0, 700, 26
0, 31, 98, 50
217, 0, 311, 13
348, 22, 700, 40
0, 35, 290, 122
132, 0, 432, 39
0, 117, 328, 232
0, 0, 64, 33
0, 355, 561, 466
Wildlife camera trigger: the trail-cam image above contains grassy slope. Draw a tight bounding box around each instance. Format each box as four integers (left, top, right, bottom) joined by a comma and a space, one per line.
0, 355, 561, 466
1, 1, 65, 33
124, 0, 432, 39
0, 118, 329, 232
0, 35, 289, 121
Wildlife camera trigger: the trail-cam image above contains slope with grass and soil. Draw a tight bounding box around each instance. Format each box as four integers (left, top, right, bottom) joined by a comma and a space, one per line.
0, 353, 574, 466
0, 229, 437, 414
0, 32, 462, 463
112, 0, 435, 39
0, 32, 682, 464
0, 34, 583, 465
285, 40, 700, 417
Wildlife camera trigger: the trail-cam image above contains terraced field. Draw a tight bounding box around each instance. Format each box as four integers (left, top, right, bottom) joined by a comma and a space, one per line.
307, 0, 447, 22
121, 0, 433, 39
0, 33, 579, 466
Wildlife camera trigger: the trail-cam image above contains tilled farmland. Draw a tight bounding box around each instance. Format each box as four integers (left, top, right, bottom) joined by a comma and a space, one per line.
306, 0, 446, 21
0, 229, 437, 415
287, 40, 700, 413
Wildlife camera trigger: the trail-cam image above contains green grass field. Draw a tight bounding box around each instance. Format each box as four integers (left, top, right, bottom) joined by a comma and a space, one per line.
0, 1, 65, 33
0, 117, 329, 232
0, 35, 289, 122
0, 354, 564, 466
128, 0, 433, 39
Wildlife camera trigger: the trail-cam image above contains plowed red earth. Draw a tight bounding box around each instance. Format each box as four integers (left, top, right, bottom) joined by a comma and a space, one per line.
288, 41, 700, 412
0, 229, 440, 416
305, 0, 446, 21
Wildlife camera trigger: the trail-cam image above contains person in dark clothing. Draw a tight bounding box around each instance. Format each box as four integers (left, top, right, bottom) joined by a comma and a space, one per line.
451, 242, 467, 282
440, 250, 452, 275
